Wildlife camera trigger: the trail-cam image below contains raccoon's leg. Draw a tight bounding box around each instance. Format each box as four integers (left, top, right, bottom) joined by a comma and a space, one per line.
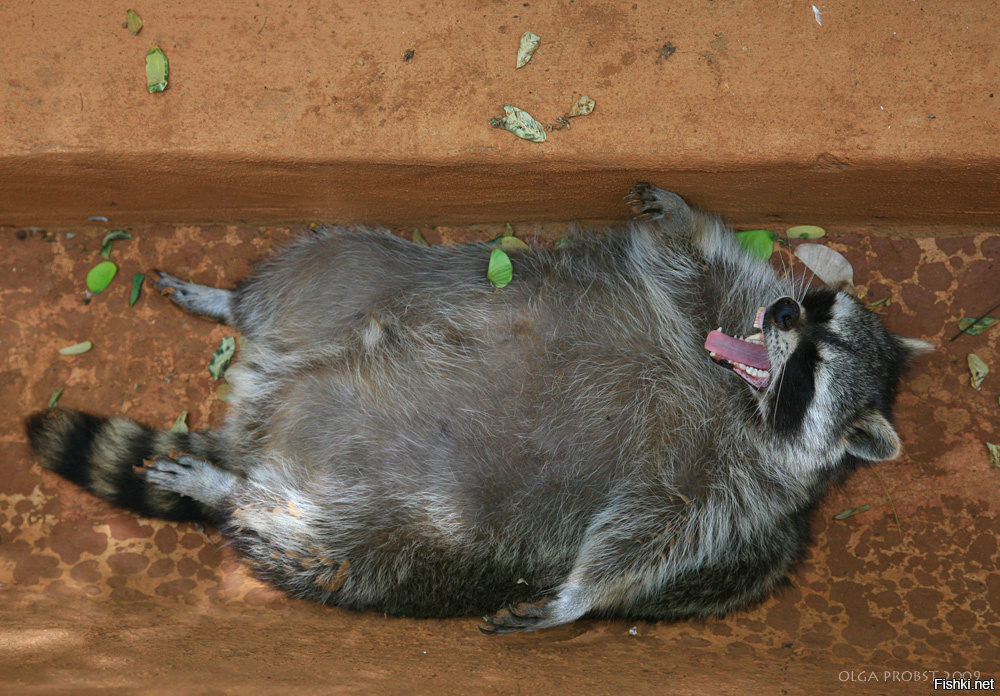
627, 182, 780, 294
134, 452, 239, 509
154, 271, 235, 324
482, 503, 679, 634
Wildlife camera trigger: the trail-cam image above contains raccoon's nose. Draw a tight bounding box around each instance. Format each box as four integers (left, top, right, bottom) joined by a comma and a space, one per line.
768, 297, 800, 330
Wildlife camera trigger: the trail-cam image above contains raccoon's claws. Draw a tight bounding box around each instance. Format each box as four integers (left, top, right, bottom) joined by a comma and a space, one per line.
624, 181, 653, 198
623, 187, 645, 207
135, 453, 188, 475
150, 271, 236, 324
625, 182, 692, 224
479, 598, 555, 634
625, 182, 665, 221
153, 272, 210, 307
134, 453, 204, 488
153, 271, 183, 296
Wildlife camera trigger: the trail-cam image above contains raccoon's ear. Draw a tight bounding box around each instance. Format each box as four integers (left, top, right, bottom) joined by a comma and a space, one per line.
844, 410, 902, 462
896, 336, 934, 359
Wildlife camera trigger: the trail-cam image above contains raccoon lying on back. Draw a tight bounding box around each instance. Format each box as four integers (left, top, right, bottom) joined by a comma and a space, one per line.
26, 184, 929, 632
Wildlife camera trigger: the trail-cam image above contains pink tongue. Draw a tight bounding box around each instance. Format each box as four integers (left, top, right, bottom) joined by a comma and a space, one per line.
704, 330, 771, 370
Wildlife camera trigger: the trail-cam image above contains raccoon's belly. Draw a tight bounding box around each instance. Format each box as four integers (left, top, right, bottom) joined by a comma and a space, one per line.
222, 301, 762, 617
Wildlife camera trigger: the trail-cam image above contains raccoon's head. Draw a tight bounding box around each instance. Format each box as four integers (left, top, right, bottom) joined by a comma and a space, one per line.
705, 288, 932, 465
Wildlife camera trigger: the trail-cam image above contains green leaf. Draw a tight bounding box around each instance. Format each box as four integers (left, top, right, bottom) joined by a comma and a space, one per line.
99, 230, 132, 259
988, 442, 1000, 468
86, 261, 118, 293
466, 233, 505, 250
487, 248, 513, 289
468, 226, 530, 253
130, 273, 145, 306
126, 9, 143, 35
834, 504, 870, 520
58, 341, 93, 355
208, 337, 237, 380
171, 411, 189, 433
786, 225, 826, 240
489, 105, 546, 142
500, 235, 531, 253
735, 229, 777, 260
216, 382, 233, 401
411, 230, 429, 245
958, 317, 999, 336
968, 354, 989, 390
516, 31, 541, 69
865, 297, 891, 310
567, 95, 595, 118
146, 46, 169, 93
47, 388, 64, 409
554, 238, 569, 248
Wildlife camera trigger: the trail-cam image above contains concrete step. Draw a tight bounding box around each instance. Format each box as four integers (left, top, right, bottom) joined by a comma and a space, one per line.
1, 1, 998, 229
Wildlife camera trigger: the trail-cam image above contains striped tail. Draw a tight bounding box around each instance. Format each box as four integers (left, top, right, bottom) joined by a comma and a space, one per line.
25, 408, 224, 522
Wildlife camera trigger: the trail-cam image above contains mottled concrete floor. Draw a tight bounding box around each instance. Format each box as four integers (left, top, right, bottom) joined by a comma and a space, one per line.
1, 225, 998, 695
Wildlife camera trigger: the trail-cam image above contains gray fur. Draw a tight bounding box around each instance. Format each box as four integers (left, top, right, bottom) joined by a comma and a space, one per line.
27, 184, 928, 632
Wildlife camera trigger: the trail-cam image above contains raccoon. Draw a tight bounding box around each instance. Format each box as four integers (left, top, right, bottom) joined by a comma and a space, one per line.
25, 184, 930, 633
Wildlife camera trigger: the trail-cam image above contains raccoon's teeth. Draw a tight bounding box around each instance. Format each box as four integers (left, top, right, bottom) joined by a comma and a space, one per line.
739, 364, 768, 378
744, 332, 764, 344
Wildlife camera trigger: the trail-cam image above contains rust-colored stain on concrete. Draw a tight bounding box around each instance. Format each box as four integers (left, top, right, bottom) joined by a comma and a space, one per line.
1, 226, 998, 694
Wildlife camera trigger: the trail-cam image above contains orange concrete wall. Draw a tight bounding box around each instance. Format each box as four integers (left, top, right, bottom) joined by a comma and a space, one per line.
1, 1, 998, 228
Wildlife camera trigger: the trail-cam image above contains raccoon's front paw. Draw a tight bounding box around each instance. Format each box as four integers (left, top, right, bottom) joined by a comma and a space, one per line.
152, 271, 234, 323
480, 597, 556, 634
624, 182, 686, 221
152, 271, 207, 309
153, 271, 188, 296
153, 271, 204, 312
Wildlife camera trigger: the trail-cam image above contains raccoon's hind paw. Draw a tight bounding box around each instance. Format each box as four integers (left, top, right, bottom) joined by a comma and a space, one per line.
134, 452, 200, 488
479, 597, 556, 634
134, 452, 237, 507
625, 182, 688, 222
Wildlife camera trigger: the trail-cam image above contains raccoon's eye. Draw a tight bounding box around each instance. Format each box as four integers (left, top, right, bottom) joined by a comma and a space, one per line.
767, 297, 800, 331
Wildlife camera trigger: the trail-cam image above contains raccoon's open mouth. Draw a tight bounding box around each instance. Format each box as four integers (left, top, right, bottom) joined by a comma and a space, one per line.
704, 308, 771, 389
